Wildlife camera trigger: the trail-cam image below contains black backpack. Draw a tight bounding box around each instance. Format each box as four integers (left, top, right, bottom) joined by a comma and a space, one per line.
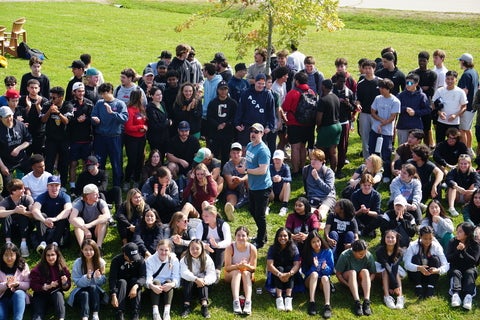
294, 88, 318, 125
17, 42, 46, 60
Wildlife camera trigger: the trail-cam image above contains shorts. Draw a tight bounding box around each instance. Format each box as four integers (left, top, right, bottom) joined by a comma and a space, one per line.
315, 123, 342, 148
287, 125, 313, 144
309, 196, 336, 211
272, 181, 285, 198
460, 110, 475, 130
70, 142, 92, 162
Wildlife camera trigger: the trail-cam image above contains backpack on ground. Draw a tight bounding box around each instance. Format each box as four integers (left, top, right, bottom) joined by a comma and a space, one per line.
17, 42, 47, 60
294, 88, 318, 125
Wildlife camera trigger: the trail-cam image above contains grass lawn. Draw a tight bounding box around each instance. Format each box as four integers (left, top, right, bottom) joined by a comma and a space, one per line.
0, 1, 480, 319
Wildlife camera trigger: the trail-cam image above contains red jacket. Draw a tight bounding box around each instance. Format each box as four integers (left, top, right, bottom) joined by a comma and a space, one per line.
125, 106, 147, 137
282, 83, 314, 126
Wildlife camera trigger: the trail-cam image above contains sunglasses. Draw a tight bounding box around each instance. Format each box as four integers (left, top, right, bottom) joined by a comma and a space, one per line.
250, 129, 261, 134
406, 81, 415, 86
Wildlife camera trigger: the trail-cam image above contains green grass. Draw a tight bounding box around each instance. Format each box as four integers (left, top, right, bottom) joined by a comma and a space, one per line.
0, 1, 479, 319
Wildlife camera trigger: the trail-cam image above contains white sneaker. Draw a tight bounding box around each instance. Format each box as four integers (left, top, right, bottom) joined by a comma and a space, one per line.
384, 295, 396, 309
275, 297, 285, 311
20, 243, 29, 258
265, 207, 270, 216
463, 294, 472, 310
279, 207, 288, 216
284, 297, 293, 312
396, 295, 405, 309
451, 293, 461, 307
448, 207, 460, 217
153, 311, 162, 320
233, 300, 242, 314
36, 241, 47, 254
243, 300, 252, 315
163, 312, 171, 320
224, 202, 235, 222
92, 314, 100, 320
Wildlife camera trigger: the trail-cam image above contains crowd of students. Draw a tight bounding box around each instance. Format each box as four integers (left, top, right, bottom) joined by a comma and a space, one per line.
0, 44, 479, 319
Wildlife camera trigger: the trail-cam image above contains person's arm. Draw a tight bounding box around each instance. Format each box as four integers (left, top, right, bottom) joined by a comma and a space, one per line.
431, 166, 444, 199
85, 201, 111, 229
215, 222, 231, 249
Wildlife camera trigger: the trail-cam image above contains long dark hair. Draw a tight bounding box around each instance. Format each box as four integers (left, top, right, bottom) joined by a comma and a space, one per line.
302, 230, 329, 271
272, 227, 295, 257
0, 242, 26, 271
139, 208, 162, 230
295, 197, 311, 217
456, 222, 476, 248
335, 199, 355, 220
184, 239, 207, 274
425, 199, 449, 225
80, 239, 102, 275
379, 230, 402, 263
38, 243, 68, 280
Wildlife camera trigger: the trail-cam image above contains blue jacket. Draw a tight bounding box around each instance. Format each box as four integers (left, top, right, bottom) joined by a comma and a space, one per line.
396, 88, 430, 130
92, 98, 128, 136
234, 87, 275, 131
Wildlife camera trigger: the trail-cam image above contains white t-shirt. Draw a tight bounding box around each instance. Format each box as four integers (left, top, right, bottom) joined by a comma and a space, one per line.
433, 65, 448, 89
432, 86, 468, 125
22, 171, 52, 200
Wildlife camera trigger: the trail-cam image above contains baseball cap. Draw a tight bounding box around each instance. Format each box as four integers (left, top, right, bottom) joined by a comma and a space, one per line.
123, 242, 141, 262
458, 53, 473, 64
72, 82, 85, 91
231, 142, 242, 150
217, 80, 228, 90
143, 67, 154, 76
69, 60, 86, 69
273, 150, 285, 160
85, 156, 99, 169
194, 147, 212, 163
250, 123, 264, 132
85, 68, 99, 76
211, 52, 226, 63
393, 195, 408, 207
178, 121, 190, 131
255, 73, 266, 82
5, 89, 20, 99
0, 106, 13, 118
83, 184, 99, 194
157, 60, 167, 69
234, 63, 247, 72
47, 175, 61, 185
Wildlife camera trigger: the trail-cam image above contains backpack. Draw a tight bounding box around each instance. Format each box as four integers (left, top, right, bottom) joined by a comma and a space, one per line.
17, 42, 46, 60
294, 88, 318, 125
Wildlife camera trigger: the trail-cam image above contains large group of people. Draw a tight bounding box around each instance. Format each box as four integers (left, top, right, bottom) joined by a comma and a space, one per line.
0, 44, 480, 319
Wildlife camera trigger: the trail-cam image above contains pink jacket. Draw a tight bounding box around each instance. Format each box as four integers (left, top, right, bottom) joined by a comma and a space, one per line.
0, 264, 31, 303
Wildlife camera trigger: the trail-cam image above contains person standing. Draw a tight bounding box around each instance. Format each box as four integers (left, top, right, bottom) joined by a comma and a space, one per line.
236, 123, 272, 249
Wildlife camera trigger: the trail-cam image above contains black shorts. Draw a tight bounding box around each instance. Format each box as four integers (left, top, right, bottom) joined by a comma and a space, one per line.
287, 125, 313, 144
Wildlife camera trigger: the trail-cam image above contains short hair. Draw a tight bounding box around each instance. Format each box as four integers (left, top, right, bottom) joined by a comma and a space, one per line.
166, 70, 180, 79
446, 127, 460, 138
290, 42, 298, 51
361, 60, 376, 69
175, 44, 191, 57
294, 72, 308, 85
156, 166, 172, 179
30, 154, 45, 166
273, 66, 289, 79
27, 79, 40, 87
98, 83, 114, 94
381, 47, 397, 65
29, 56, 43, 66
121, 68, 137, 80
408, 128, 425, 140
255, 48, 267, 61
411, 144, 430, 162
4, 76, 17, 85
382, 52, 395, 62
7, 179, 24, 193
357, 58, 368, 67
352, 239, 368, 252
310, 148, 325, 162
80, 53, 92, 65
50, 86, 65, 97
304, 56, 316, 65
433, 49, 446, 59
378, 78, 394, 91
335, 71, 346, 81
335, 57, 348, 67
406, 73, 420, 83
203, 63, 216, 76
360, 173, 374, 185
446, 70, 458, 78
418, 51, 430, 60
276, 49, 289, 58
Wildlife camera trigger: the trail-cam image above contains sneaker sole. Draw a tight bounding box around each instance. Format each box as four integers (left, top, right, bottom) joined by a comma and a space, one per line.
224, 203, 235, 221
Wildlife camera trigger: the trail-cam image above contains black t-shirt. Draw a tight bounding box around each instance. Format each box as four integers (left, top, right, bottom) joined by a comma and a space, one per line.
317, 92, 340, 126
357, 77, 380, 114
166, 135, 200, 175
66, 98, 94, 143
41, 102, 73, 141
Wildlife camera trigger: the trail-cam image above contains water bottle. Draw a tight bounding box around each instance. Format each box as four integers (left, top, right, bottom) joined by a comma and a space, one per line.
375, 136, 383, 154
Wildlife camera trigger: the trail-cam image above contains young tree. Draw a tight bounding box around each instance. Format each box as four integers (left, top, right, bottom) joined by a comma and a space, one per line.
175, 0, 344, 71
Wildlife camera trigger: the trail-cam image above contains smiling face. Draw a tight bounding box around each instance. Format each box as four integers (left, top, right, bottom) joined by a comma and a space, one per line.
428, 201, 441, 217
182, 85, 194, 100
45, 248, 58, 266
400, 168, 412, 182
144, 210, 157, 227
277, 230, 289, 247
384, 231, 397, 247
2, 250, 16, 268
458, 159, 471, 173
157, 243, 171, 261
360, 182, 372, 195
420, 233, 434, 248
235, 229, 248, 244
294, 200, 305, 215
130, 191, 143, 206
81, 244, 95, 260
310, 236, 322, 253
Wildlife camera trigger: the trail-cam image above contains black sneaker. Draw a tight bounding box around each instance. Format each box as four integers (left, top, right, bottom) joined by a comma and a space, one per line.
308, 301, 317, 315
414, 285, 423, 298
201, 305, 211, 318
354, 300, 363, 316
181, 305, 191, 318
323, 304, 332, 319
115, 310, 124, 320
362, 299, 372, 316
425, 286, 434, 298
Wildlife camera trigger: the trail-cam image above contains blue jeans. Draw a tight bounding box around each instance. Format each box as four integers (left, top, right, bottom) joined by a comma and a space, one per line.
94, 134, 123, 187
75, 285, 101, 318
329, 230, 355, 261
0, 290, 27, 320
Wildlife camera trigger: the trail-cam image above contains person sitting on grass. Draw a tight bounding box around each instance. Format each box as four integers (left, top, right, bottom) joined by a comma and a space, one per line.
132, 209, 165, 259
403, 226, 449, 299
179, 239, 216, 319
266, 227, 301, 312
164, 211, 197, 259
224, 226, 257, 316
222, 142, 248, 221
69, 184, 111, 250
375, 230, 405, 310
115, 188, 150, 245
324, 199, 359, 261
341, 154, 383, 200
380, 195, 416, 249
389, 163, 423, 224
183, 163, 218, 218
351, 173, 382, 237
420, 199, 454, 251
267, 149, 292, 216
335, 239, 376, 316
301, 230, 334, 318
445, 154, 480, 217
462, 188, 480, 226
446, 222, 480, 311
285, 197, 320, 254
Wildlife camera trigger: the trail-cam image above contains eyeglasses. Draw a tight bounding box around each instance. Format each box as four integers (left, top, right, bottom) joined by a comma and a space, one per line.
250, 129, 261, 134
6, 83, 16, 87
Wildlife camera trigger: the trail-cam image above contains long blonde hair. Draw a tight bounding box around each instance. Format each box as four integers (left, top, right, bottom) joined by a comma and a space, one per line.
191, 163, 208, 196
125, 188, 145, 221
